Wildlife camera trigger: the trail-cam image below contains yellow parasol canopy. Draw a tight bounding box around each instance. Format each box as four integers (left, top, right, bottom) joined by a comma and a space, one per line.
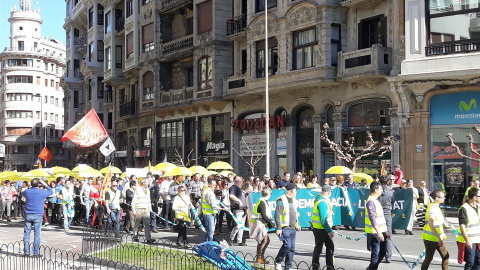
143, 166, 163, 175
207, 161, 233, 170
163, 167, 193, 177
21, 169, 51, 179
100, 166, 122, 174
189, 166, 209, 175
325, 166, 354, 175
0, 171, 24, 181
52, 166, 71, 174
154, 162, 177, 172
353, 173, 373, 184
208, 170, 219, 176
78, 168, 103, 178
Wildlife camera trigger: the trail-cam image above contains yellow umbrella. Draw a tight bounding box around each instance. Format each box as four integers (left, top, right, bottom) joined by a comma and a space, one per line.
0, 171, 23, 181
100, 166, 122, 174
325, 166, 354, 175
164, 167, 193, 177
78, 168, 103, 178
208, 170, 219, 176
220, 171, 236, 177
189, 166, 209, 175
71, 165, 93, 174
353, 173, 373, 184
120, 172, 126, 178
154, 162, 177, 172
207, 161, 233, 170
21, 169, 51, 179
52, 166, 71, 174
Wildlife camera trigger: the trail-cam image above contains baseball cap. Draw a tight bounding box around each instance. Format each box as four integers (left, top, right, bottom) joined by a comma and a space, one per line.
286, 183, 297, 191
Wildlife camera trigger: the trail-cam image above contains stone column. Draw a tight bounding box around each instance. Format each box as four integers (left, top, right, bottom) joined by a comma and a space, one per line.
389, 108, 400, 170
133, 0, 140, 66
332, 112, 344, 166
269, 127, 277, 178
313, 114, 322, 175
286, 121, 296, 173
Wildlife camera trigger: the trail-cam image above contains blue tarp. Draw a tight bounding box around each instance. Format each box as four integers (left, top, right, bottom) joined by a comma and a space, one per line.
193, 241, 254, 270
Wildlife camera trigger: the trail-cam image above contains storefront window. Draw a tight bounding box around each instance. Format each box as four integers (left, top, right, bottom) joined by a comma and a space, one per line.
200, 115, 224, 142
296, 107, 314, 178
160, 121, 182, 148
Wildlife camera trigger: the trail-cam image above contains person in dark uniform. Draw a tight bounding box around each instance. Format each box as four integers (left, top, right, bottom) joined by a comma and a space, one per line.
378, 175, 394, 263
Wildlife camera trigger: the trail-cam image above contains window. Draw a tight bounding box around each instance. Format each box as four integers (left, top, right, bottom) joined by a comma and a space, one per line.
50, 96, 54, 104
256, 38, 278, 78
256, 0, 276, 12
143, 72, 154, 100
115, 45, 122, 68
105, 47, 111, 70
7, 76, 33, 84
142, 23, 154, 52
45, 79, 48, 86
200, 115, 225, 142
44, 96, 47, 104
18, 41, 24, 51
44, 112, 47, 120
241, 49, 247, 74
107, 112, 113, 129
6, 111, 32, 119
66, 60, 70, 77
331, 24, 341, 66
159, 121, 183, 148
50, 80, 54, 88
97, 40, 104, 62
127, 0, 133, 17
293, 28, 319, 70
74, 59, 80, 77
105, 11, 111, 33
358, 15, 387, 49
198, 56, 213, 89
185, 67, 194, 87
197, 0, 212, 34
55, 115, 58, 122
44, 63, 48, 71
7, 59, 33, 67
36, 111, 40, 119
12, 146, 28, 154
88, 7, 94, 28
126, 33, 134, 59
97, 77, 104, 98
89, 42, 94, 61
186, 18, 194, 35
50, 113, 54, 121
7, 94, 32, 101
56, 82, 59, 90
73, 91, 79, 108
36, 76, 40, 84
97, 4, 104, 25
34, 42, 38, 50
55, 98, 59, 107
143, 0, 153, 4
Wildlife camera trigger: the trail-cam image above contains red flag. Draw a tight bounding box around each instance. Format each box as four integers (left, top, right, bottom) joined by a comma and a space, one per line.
38, 147, 53, 163
61, 108, 108, 147
99, 166, 112, 201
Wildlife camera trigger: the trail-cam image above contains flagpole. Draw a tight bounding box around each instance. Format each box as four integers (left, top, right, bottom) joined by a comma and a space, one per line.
264, 0, 270, 178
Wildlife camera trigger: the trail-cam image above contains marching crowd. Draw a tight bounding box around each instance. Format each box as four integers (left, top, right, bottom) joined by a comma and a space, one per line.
4, 164, 480, 270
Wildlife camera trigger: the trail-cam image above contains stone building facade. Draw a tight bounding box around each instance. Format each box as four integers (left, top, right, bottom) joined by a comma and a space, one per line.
0, 1, 67, 170
226, 0, 405, 178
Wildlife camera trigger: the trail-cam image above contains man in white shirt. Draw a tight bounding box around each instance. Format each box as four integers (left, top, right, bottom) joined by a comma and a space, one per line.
131, 179, 154, 243
159, 176, 173, 229
80, 178, 93, 224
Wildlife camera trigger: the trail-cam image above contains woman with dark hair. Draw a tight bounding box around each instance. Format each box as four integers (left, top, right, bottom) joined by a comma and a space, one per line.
215, 179, 232, 234
47, 181, 57, 224
307, 174, 321, 188
250, 187, 275, 264
124, 181, 137, 233
252, 177, 263, 192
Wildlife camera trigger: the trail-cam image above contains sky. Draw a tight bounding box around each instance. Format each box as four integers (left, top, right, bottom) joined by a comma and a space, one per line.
0, 0, 66, 49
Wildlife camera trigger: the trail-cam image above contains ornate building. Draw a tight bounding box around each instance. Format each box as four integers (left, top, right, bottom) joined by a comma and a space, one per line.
0, 0, 67, 170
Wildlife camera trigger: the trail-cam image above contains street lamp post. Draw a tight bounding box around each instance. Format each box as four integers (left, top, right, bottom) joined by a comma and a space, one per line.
33, 94, 46, 167
264, 0, 270, 178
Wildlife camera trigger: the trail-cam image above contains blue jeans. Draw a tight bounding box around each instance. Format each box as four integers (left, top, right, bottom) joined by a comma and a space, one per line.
275, 228, 296, 270
62, 205, 73, 230
150, 211, 157, 230
107, 209, 121, 232
163, 200, 172, 228
465, 243, 480, 270
368, 233, 387, 270
23, 214, 43, 255
84, 200, 92, 223
203, 214, 216, 242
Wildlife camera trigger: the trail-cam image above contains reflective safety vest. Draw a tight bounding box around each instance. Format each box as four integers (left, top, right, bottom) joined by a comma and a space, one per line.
421, 203, 446, 242
251, 198, 273, 225
365, 196, 387, 234
277, 195, 299, 228
311, 197, 333, 230
457, 203, 480, 244
173, 194, 191, 222
201, 188, 217, 215
106, 189, 121, 210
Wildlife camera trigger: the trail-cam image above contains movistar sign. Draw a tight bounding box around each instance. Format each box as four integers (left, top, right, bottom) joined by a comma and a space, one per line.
431, 91, 480, 125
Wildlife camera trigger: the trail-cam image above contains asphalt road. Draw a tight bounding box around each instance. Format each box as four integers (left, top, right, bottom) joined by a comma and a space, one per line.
0, 217, 465, 270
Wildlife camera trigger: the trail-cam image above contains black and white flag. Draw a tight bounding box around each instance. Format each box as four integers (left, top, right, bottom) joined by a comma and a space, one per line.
99, 137, 115, 157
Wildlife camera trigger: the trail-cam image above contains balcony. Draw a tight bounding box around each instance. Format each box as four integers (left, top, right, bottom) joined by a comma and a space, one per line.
337, 44, 392, 81
116, 17, 125, 33
159, 0, 192, 13
0, 135, 62, 144
425, 40, 480, 56
120, 101, 137, 117
160, 35, 193, 59
159, 87, 194, 107
227, 15, 247, 38
223, 74, 246, 95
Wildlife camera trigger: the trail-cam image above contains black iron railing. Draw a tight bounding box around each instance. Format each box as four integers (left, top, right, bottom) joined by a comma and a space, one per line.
161, 35, 194, 55
115, 17, 125, 32
426, 40, 480, 56
227, 14, 247, 36
119, 101, 136, 117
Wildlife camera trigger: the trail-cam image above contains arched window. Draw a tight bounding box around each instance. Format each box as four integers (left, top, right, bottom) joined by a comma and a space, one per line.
297, 107, 314, 130
198, 56, 212, 90
143, 71, 154, 101
326, 105, 334, 127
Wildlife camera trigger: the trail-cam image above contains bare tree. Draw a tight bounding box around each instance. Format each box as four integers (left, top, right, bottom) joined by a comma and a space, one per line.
446, 125, 480, 161
232, 137, 271, 176
173, 149, 201, 167
321, 123, 394, 172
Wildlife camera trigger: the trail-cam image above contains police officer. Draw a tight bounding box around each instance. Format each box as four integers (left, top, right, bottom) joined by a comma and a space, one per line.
311, 185, 335, 270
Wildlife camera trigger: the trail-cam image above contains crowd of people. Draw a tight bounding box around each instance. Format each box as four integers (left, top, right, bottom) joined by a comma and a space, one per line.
5, 163, 476, 270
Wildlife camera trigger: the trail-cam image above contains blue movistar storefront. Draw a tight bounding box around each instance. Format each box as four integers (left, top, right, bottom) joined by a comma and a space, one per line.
430, 91, 480, 205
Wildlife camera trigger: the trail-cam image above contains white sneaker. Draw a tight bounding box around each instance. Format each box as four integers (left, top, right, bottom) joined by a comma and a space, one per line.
275, 262, 282, 270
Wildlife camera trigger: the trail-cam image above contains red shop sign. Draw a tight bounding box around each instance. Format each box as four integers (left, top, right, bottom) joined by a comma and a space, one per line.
233, 115, 285, 131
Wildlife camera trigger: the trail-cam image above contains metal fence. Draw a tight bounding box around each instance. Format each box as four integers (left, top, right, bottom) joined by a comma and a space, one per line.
0, 227, 345, 270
